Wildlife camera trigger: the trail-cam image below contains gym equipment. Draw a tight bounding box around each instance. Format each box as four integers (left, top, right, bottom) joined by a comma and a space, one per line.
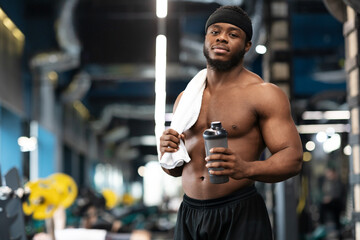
22, 178, 61, 219
48, 173, 78, 208
23, 172, 78, 220
121, 193, 135, 206
0, 167, 28, 240
102, 189, 118, 210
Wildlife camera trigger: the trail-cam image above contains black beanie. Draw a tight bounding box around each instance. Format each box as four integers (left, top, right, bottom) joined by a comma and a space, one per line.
205, 7, 253, 41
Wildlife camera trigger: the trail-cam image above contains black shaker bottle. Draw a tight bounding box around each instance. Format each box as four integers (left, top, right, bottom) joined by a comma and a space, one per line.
203, 121, 229, 184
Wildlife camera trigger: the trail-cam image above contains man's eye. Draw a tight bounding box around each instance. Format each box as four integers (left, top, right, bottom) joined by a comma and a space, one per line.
211, 31, 219, 35
230, 33, 238, 37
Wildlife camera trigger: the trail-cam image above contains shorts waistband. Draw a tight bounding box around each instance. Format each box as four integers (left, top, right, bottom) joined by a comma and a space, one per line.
183, 185, 257, 209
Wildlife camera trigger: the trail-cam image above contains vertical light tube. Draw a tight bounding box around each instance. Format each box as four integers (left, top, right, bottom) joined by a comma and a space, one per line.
155, 0, 167, 157
155, 35, 167, 154
156, 0, 168, 18
30, 121, 39, 181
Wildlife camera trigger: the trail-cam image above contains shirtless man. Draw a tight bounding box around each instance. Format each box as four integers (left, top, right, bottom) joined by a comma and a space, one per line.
159, 5, 303, 240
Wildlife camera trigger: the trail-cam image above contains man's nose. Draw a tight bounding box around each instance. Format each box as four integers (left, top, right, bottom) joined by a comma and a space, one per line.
216, 34, 228, 43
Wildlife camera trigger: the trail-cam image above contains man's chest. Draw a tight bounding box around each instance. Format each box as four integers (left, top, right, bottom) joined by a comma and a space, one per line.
191, 91, 259, 138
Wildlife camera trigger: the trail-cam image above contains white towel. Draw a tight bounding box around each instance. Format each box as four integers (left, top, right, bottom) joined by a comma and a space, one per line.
159, 69, 207, 169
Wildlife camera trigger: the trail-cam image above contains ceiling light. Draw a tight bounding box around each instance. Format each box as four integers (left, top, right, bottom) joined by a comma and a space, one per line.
156, 0, 168, 18
3, 17, 14, 30
138, 166, 145, 177
155, 35, 167, 152
0, 8, 5, 20
316, 131, 328, 143
255, 45, 267, 54
297, 124, 350, 134
305, 141, 315, 151
323, 133, 341, 153
18, 136, 37, 152
343, 145, 352, 156
302, 110, 350, 120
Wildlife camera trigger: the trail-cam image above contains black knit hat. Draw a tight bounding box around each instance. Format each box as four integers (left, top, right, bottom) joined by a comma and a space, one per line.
205, 6, 253, 41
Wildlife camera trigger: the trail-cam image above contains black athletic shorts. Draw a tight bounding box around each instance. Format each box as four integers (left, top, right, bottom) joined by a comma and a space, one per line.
174, 185, 273, 240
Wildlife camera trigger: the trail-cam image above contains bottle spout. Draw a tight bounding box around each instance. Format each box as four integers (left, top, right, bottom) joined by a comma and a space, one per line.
211, 121, 222, 130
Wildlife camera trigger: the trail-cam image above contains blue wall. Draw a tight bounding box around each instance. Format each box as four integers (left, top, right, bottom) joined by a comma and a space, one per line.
0, 105, 57, 180
0, 106, 22, 177
37, 125, 56, 178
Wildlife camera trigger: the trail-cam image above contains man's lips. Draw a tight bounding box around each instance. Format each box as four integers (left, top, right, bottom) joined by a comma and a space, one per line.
212, 45, 229, 53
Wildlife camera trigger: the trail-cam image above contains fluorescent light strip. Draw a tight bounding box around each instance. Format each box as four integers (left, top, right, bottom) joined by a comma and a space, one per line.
154, 35, 167, 149
156, 0, 168, 18
30, 121, 39, 181
297, 124, 350, 134
302, 110, 350, 120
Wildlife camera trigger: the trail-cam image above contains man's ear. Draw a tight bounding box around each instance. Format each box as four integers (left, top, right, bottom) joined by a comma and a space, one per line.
245, 41, 252, 52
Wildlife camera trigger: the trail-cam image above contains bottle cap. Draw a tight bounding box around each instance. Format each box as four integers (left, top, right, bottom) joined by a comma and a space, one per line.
211, 121, 222, 130
203, 121, 227, 139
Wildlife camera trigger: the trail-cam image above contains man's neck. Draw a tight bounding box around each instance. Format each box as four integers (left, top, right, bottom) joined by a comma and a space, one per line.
206, 65, 245, 89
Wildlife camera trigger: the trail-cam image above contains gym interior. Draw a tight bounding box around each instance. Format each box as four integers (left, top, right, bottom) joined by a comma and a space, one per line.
0, 0, 359, 239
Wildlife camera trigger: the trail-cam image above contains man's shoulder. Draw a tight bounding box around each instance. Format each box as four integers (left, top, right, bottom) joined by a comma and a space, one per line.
246, 77, 286, 97
242, 77, 290, 108
241, 70, 274, 89
250, 82, 291, 116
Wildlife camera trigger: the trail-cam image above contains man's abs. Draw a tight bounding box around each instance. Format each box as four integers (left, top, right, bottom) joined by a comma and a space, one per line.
181, 160, 254, 200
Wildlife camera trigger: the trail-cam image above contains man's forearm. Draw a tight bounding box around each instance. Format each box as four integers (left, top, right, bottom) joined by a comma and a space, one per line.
247, 147, 303, 183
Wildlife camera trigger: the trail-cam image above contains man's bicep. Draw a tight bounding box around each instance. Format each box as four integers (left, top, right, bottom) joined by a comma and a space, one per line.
260, 98, 301, 155
264, 116, 300, 153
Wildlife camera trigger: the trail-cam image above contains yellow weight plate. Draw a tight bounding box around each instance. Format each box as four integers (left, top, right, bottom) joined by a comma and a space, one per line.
102, 189, 118, 209
22, 179, 61, 220
48, 173, 78, 208
122, 193, 135, 206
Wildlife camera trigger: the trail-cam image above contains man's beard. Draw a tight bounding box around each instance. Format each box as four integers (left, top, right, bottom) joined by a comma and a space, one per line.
203, 45, 245, 72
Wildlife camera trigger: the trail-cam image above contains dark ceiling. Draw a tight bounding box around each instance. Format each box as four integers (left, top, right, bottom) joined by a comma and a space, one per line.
72, 0, 223, 116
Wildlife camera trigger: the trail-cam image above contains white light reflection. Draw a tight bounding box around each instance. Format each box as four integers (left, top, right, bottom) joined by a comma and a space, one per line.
326, 127, 335, 136
316, 131, 328, 143
255, 45, 267, 54
144, 161, 163, 206
305, 141, 315, 151
344, 145, 352, 156
138, 166, 145, 177
17, 136, 37, 152
323, 133, 341, 153
94, 164, 123, 195
143, 161, 182, 207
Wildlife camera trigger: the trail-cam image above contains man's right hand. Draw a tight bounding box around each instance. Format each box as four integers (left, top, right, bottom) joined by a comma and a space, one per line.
159, 129, 185, 177
159, 129, 184, 157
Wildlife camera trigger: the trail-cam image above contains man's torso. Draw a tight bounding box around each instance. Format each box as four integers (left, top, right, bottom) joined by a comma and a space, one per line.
182, 71, 267, 199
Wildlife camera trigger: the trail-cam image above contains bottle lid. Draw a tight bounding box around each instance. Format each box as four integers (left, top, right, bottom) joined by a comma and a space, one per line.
203, 121, 227, 139
211, 121, 222, 130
